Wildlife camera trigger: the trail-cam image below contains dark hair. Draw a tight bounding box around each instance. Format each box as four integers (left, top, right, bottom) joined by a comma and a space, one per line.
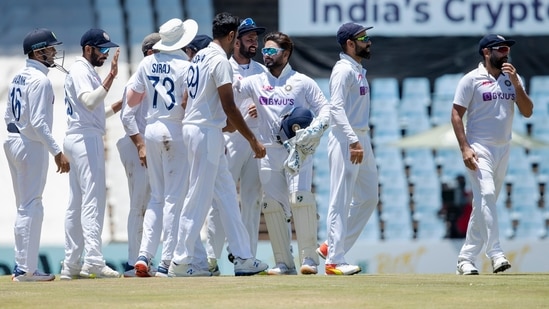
263, 31, 293, 59
212, 12, 239, 39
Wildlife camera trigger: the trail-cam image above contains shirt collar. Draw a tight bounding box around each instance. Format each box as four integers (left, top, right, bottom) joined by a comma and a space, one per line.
209, 42, 227, 58
478, 62, 489, 76
161, 49, 188, 60
268, 63, 293, 79
340, 52, 363, 70
26, 59, 50, 75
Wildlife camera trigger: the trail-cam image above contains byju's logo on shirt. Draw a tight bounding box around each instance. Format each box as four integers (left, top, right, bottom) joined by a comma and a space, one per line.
259, 96, 295, 105
482, 92, 515, 101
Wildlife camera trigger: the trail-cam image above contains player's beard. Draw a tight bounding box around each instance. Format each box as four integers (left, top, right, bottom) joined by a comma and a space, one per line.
490, 53, 507, 70
355, 44, 371, 59
90, 52, 106, 67
240, 43, 257, 59
264, 55, 284, 70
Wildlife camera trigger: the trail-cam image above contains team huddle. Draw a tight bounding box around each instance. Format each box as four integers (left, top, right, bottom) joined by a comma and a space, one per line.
6, 11, 527, 281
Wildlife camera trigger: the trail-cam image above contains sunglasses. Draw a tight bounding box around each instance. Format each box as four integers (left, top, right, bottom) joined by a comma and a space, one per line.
354, 35, 370, 42
491, 46, 510, 53
95, 47, 110, 54
240, 18, 256, 27
262, 47, 284, 56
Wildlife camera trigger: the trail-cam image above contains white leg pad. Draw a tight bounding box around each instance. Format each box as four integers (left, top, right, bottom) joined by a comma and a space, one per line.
290, 191, 319, 265
262, 197, 295, 269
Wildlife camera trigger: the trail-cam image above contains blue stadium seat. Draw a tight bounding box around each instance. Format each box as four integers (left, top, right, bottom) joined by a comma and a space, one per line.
154, 0, 185, 26
371, 77, 400, 111
381, 204, 413, 240
359, 210, 381, 242
529, 75, 549, 96
185, 0, 214, 35
434, 149, 467, 180
430, 98, 453, 126
433, 73, 464, 102
371, 111, 401, 145
401, 77, 431, 107
399, 100, 432, 136
414, 214, 446, 240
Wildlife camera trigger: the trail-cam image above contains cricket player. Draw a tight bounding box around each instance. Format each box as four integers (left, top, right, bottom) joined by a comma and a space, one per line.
318, 23, 379, 276
116, 32, 161, 277
5, 28, 70, 282
61, 28, 121, 279
453, 34, 533, 275
124, 18, 198, 278
169, 12, 268, 277
204, 17, 267, 273
235, 31, 330, 275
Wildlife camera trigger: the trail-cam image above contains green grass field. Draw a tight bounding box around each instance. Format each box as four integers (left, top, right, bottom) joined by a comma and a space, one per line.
2, 274, 548, 308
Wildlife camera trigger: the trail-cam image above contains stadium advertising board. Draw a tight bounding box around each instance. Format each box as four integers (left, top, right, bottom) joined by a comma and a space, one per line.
280, 0, 549, 36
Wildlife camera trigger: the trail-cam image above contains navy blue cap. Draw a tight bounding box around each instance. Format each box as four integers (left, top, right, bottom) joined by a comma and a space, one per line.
336, 23, 373, 45
478, 34, 515, 55
280, 107, 314, 140
185, 34, 212, 52
237, 18, 266, 38
80, 29, 119, 48
23, 28, 62, 54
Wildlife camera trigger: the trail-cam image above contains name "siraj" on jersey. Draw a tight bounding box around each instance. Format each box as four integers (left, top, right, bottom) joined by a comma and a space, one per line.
259, 97, 295, 105
151, 63, 171, 74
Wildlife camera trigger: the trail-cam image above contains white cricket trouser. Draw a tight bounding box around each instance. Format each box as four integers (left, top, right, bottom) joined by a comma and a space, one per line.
116, 135, 151, 266
63, 133, 107, 267
173, 124, 252, 265
259, 145, 314, 265
4, 134, 48, 274
458, 141, 509, 262
259, 145, 314, 212
138, 120, 187, 264
326, 130, 379, 265
205, 130, 262, 258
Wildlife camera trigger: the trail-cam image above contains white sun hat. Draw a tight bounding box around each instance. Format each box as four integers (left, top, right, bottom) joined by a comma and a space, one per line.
153, 18, 198, 51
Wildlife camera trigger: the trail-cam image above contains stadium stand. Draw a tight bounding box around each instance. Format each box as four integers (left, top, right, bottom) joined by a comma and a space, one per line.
153, 0, 185, 28
1, 0, 548, 245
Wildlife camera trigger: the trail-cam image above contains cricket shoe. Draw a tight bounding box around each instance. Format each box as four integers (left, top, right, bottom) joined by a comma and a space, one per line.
134, 255, 152, 277
123, 263, 136, 277
80, 263, 121, 279
300, 257, 318, 275
492, 256, 511, 274
325, 263, 361, 275
155, 263, 169, 278
316, 242, 327, 260
266, 263, 297, 275
208, 258, 221, 276
60, 261, 81, 280
234, 257, 269, 276
12, 265, 54, 282
168, 262, 212, 277
456, 260, 479, 275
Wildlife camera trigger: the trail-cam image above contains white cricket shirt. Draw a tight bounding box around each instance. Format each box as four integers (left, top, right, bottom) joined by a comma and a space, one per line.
236, 63, 330, 146
229, 57, 267, 129
64, 57, 106, 135
130, 51, 189, 123
453, 62, 524, 145
329, 52, 371, 144
183, 43, 234, 128
4, 59, 61, 155
120, 74, 147, 136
